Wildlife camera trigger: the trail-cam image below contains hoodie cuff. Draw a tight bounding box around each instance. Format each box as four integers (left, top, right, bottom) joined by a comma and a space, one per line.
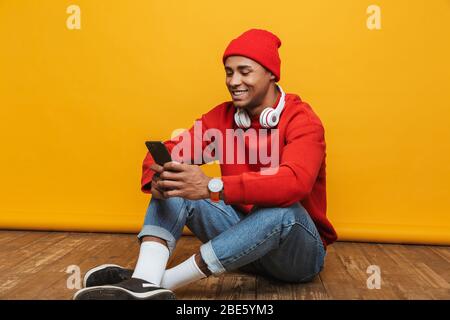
221, 175, 245, 204
141, 172, 155, 194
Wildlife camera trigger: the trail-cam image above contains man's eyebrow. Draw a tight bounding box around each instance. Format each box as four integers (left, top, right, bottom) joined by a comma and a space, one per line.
224, 65, 254, 70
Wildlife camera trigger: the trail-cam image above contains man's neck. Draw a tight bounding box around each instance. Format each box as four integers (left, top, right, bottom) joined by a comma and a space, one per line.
247, 85, 280, 119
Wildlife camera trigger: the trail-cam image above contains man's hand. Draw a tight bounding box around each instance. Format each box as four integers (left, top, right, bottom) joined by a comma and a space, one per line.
151, 161, 211, 200
149, 163, 166, 200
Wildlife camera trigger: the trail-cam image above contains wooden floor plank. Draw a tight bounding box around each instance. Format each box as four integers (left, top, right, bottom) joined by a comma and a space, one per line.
0, 233, 78, 298
0, 231, 53, 264
255, 276, 295, 300
431, 247, 450, 264
374, 243, 440, 299
292, 275, 331, 300
0, 232, 69, 297
3, 237, 92, 299
337, 242, 406, 299
318, 244, 365, 299
400, 245, 450, 287
357, 243, 409, 299
391, 245, 450, 299
215, 272, 257, 300
1, 233, 139, 300
0, 231, 448, 300
0, 231, 29, 246
0, 232, 66, 275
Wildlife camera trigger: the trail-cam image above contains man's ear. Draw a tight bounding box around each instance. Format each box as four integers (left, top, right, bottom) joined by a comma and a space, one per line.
269, 72, 276, 81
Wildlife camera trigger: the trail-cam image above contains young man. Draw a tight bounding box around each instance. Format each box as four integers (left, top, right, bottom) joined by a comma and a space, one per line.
73, 29, 337, 300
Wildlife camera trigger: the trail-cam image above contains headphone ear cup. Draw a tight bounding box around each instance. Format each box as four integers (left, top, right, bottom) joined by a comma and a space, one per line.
239, 109, 251, 128
266, 109, 280, 127
234, 109, 251, 128
234, 110, 243, 128
259, 108, 270, 128
260, 108, 279, 128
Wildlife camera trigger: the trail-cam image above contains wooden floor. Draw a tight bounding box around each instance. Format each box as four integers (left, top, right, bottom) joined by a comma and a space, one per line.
0, 230, 449, 300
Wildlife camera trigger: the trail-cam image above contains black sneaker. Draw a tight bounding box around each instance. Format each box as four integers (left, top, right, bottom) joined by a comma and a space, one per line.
83, 264, 133, 288
73, 278, 176, 300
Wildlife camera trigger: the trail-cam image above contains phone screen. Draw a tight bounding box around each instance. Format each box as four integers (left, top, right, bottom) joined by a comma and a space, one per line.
145, 141, 172, 166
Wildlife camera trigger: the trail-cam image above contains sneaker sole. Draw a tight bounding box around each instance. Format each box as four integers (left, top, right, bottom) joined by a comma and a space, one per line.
73, 286, 176, 300
83, 264, 125, 288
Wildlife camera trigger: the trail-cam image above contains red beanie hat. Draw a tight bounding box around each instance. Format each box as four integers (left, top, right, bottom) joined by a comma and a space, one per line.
223, 29, 282, 82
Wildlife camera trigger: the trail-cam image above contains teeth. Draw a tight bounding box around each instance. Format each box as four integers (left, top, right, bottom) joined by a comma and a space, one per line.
233, 90, 248, 96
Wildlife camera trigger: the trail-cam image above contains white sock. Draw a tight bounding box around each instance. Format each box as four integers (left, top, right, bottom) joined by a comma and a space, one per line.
132, 241, 169, 285
160, 254, 207, 290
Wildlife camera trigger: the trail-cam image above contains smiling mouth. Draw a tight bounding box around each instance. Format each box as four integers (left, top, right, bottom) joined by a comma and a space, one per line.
231, 89, 248, 98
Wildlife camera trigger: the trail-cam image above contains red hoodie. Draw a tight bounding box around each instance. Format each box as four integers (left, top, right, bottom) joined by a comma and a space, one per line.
141, 93, 338, 248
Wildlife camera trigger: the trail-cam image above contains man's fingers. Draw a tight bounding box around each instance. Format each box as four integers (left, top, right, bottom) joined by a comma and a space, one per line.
151, 180, 164, 193
159, 170, 183, 181
157, 180, 183, 190
152, 174, 161, 182
150, 163, 164, 173
150, 182, 165, 199
163, 161, 185, 172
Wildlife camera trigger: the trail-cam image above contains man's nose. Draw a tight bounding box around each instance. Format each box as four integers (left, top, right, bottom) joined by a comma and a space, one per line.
229, 73, 242, 87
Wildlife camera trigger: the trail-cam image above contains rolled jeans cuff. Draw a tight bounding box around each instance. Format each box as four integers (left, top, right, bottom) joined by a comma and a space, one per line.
137, 225, 177, 256
200, 240, 226, 275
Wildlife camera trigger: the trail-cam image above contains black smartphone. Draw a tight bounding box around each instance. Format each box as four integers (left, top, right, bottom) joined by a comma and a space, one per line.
145, 141, 172, 166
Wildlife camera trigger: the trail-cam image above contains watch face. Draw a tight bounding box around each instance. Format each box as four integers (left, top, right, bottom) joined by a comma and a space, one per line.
208, 178, 223, 193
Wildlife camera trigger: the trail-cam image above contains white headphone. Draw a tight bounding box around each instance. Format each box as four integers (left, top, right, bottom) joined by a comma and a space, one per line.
234, 84, 286, 129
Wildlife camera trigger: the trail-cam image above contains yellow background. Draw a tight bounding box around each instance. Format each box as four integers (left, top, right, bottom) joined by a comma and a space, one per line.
1, 0, 449, 245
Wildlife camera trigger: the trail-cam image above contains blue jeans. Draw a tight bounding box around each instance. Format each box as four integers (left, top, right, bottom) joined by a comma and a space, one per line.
137, 197, 326, 283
